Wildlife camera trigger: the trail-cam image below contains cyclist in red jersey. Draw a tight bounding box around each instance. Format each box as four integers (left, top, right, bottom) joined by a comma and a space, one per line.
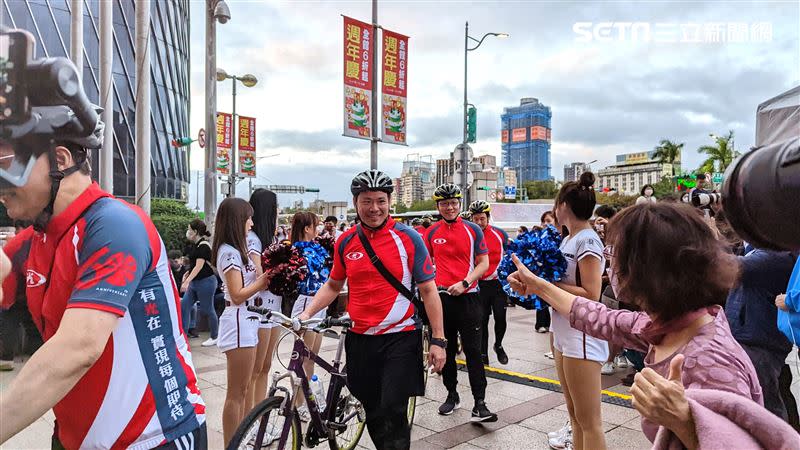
425, 184, 497, 422
468, 201, 511, 366
298, 170, 446, 450
0, 101, 206, 447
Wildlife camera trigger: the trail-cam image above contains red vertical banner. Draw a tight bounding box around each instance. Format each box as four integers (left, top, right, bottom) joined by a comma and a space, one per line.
216, 112, 233, 175
343, 16, 373, 140
501, 129, 509, 143
381, 29, 408, 145
238, 116, 256, 178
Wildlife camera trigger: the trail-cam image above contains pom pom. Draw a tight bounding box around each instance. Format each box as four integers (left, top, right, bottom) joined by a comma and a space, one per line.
313, 234, 336, 270
262, 242, 308, 298
293, 241, 331, 295
498, 225, 567, 309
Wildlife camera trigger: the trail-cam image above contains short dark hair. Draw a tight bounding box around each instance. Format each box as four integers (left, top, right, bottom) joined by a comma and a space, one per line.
518, 225, 529, 233
606, 202, 737, 322
555, 172, 596, 220
640, 184, 655, 196
168, 250, 183, 260
324, 216, 338, 224
540, 211, 555, 223
58, 141, 92, 175
594, 205, 616, 219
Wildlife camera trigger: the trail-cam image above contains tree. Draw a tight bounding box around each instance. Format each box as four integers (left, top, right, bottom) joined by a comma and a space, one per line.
698, 130, 738, 173
523, 180, 558, 200
653, 139, 684, 176
150, 198, 200, 252
651, 176, 681, 200
596, 192, 637, 209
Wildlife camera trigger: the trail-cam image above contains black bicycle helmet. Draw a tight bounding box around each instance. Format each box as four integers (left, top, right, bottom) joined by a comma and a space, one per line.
459, 211, 472, 220
350, 169, 394, 197
432, 183, 462, 201
411, 218, 422, 226
469, 200, 491, 215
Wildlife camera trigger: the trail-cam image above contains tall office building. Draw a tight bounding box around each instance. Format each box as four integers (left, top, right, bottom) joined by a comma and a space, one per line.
4, 0, 191, 200
436, 154, 455, 187
501, 98, 552, 183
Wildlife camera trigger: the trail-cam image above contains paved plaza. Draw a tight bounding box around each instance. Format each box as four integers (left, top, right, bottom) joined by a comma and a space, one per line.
3, 307, 799, 449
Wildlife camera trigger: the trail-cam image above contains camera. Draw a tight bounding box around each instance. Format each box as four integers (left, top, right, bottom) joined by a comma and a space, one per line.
691, 190, 722, 208
0, 27, 99, 189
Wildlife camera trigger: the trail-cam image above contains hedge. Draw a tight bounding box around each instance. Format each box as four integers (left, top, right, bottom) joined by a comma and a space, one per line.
150, 199, 200, 253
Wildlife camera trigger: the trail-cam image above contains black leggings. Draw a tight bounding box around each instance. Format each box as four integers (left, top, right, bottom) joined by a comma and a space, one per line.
479, 280, 507, 355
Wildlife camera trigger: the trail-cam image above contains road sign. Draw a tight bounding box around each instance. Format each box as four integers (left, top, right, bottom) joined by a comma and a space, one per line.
497, 191, 505, 200
504, 186, 517, 196
488, 191, 496, 201
198, 128, 206, 148
712, 172, 724, 183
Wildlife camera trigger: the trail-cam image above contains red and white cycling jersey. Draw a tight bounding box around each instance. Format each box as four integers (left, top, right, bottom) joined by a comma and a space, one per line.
330, 217, 435, 335
2, 183, 204, 449
481, 225, 509, 281
424, 217, 488, 293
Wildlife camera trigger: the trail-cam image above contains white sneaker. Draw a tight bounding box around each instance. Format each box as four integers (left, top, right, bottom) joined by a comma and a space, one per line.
544, 351, 554, 359
601, 361, 616, 375
547, 421, 571, 439
247, 421, 280, 448
615, 354, 629, 368
548, 428, 572, 449
537, 327, 549, 333
201, 338, 217, 347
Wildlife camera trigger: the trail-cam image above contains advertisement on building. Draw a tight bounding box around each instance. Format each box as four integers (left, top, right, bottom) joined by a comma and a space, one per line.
343, 16, 374, 140
238, 116, 256, 177
216, 112, 233, 175
381, 29, 408, 145
530, 125, 548, 141
502, 129, 509, 143
511, 127, 527, 142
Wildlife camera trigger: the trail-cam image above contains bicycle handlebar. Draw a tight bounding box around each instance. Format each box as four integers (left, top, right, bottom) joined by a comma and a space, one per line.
246, 306, 353, 330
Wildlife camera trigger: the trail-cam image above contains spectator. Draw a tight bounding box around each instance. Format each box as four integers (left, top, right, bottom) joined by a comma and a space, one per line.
635, 184, 657, 205
508, 201, 764, 447
180, 219, 219, 346
322, 216, 343, 240
169, 249, 188, 287
517, 225, 529, 237
535, 211, 556, 334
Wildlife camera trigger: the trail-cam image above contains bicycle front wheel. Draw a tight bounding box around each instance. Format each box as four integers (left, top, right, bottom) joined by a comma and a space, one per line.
228, 396, 301, 450
329, 382, 366, 450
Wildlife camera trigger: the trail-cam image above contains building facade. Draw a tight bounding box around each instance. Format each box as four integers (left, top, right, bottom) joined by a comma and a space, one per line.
563, 162, 591, 183
598, 150, 680, 195
501, 98, 552, 184
436, 155, 454, 187
4, 0, 191, 200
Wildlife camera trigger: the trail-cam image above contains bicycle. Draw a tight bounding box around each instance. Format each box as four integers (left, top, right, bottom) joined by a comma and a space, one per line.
228, 308, 365, 450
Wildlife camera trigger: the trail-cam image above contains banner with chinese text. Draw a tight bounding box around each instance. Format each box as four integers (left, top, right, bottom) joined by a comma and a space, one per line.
238, 116, 256, 177
343, 16, 373, 140
216, 112, 233, 175
381, 29, 408, 145
502, 129, 509, 143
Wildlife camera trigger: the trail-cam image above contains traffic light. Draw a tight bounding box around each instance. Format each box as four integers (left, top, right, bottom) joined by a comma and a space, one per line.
476, 186, 492, 191
466, 106, 477, 143
171, 137, 194, 148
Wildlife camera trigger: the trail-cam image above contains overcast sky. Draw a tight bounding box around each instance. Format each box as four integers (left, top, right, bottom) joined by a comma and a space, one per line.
185, 0, 799, 207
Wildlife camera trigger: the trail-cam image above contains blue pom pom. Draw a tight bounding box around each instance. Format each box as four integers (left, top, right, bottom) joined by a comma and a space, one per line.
293, 242, 331, 295
498, 225, 567, 310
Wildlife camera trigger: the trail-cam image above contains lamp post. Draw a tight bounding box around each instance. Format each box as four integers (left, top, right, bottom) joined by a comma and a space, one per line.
462, 22, 508, 204
204, 0, 231, 226
216, 69, 258, 198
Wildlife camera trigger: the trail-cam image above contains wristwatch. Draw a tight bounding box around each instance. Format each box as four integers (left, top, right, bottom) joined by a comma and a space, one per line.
430, 337, 448, 349
461, 279, 470, 289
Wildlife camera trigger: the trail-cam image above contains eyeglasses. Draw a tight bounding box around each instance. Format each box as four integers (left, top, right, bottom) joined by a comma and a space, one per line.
439, 200, 460, 209
603, 245, 614, 260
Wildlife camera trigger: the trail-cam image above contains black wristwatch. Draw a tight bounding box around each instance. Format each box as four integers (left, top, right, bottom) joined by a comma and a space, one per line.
430, 337, 448, 349
461, 279, 470, 289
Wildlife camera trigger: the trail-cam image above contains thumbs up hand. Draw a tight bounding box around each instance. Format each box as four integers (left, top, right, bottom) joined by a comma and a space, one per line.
631, 354, 697, 447
507, 254, 544, 296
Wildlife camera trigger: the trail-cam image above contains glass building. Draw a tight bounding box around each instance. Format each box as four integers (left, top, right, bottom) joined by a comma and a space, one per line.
501, 98, 552, 183
2, 0, 190, 200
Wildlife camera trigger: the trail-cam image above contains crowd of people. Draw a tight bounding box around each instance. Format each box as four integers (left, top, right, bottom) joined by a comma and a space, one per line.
0, 134, 799, 450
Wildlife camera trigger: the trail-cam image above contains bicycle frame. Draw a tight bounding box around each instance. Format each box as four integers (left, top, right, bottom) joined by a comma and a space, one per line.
269, 327, 351, 449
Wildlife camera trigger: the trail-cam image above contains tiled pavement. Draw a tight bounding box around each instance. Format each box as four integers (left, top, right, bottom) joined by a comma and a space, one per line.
3, 307, 799, 449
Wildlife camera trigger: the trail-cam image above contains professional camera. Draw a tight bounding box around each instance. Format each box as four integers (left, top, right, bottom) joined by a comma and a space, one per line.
0, 27, 100, 189
691, 190, 722, 208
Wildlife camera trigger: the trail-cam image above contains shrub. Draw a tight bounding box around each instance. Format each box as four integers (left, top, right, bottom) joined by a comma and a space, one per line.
150, 199, 199, 253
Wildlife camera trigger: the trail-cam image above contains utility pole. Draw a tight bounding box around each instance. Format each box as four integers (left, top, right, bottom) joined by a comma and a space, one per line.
229, 78, 238, 197
135, 0, 151, 214
370, 0, 379, 170
99, 0, 114, 193
69, 0, 82, 78
462, 21, 469, 204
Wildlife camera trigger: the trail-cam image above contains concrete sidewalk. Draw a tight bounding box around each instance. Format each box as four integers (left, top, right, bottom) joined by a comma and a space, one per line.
3, 306, 797, 449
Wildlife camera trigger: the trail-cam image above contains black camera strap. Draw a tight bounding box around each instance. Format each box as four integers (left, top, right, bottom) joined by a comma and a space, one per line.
356, 224, 416, 301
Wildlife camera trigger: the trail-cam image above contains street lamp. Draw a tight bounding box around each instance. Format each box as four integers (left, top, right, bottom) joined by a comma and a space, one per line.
217, 69, 258, 198
204, 0, 232, 226
248, 153, 280, 195
462, 22, 508, 204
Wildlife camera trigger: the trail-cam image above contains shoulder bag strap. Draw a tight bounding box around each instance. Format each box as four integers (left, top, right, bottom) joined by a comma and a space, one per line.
356, 225, 415, 301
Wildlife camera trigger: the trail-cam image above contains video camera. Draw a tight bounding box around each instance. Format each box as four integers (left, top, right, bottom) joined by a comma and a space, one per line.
0, 28, 99, 189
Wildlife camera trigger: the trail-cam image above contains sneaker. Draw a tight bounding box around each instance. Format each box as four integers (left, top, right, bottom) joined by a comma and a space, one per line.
201, 338, 217, 347
601, 361, 616, 375
537, 327, 549, 333
470, 401, 498, 423
548, 427, 572, 449
297, 405, 311, 422
481, 354, 490, 366
547, 421, 571, 439
615, 354, 629, 368
544, 351, 554, 359
247, 421, 280, 447
187, 329, 200, 339
438, 391, 460, 415
494, 344, 509, 365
